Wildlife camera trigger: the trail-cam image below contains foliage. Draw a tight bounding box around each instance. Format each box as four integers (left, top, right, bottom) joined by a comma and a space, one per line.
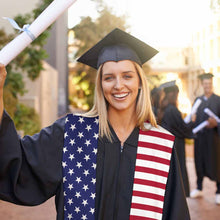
13, 103, 41, 136
69, 2, 128, 110
1, 0, 53, 134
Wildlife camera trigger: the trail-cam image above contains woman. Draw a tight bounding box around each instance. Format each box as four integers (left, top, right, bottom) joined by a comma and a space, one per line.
157, 82, 194, 197
0, 28, 190, 220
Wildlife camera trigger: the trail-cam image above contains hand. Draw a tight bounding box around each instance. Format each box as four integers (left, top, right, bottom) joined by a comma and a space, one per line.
0, 63, 7, 90
191, 114, 197, 123
206, 117, 218, 128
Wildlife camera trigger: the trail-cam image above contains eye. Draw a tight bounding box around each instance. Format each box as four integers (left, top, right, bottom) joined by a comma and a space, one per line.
123, 74, 132, 79
103, 75, 113, 81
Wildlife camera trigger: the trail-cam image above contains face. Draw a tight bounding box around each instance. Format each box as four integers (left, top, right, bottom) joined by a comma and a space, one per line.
101, 60, 140, 113
201, 78, 213, 96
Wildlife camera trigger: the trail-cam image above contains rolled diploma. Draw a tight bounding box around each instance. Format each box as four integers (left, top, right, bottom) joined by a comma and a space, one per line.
192, 121, 209, 134
0, 0, 77, 66
204, 108, 220, 123
184, 98, 202, 123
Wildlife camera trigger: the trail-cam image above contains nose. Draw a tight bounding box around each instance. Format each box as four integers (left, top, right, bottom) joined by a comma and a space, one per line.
114, 77, 123, 90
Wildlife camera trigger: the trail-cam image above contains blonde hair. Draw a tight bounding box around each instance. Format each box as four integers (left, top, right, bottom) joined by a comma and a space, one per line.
83, 61, 157, 140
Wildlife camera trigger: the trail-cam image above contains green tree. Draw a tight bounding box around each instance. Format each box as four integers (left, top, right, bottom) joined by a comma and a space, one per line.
1, 0, 53, 135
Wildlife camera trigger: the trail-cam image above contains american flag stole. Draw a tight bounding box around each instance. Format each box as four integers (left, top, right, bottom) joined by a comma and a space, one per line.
129, 123, 175, 220
62, 115, 174, 220
62, 114, 99, 220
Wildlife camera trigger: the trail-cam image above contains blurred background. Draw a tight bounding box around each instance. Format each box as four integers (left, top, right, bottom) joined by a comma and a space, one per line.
0, 0, 220, 219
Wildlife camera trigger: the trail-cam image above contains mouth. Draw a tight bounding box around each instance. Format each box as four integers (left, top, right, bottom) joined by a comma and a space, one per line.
113, 92, 129, 99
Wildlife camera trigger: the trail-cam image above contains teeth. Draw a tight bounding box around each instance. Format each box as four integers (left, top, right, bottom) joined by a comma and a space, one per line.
113, 93, 128, 98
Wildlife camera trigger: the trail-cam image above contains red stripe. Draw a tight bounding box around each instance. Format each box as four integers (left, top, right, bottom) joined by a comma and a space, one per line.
138, 141, 173, 153
134, 178, 166, 189
131, 203, 163, 214
135, 166, 168, 177
132, 190, 164, 201
130, 215, 158, 220
139, 129, 175, 141
136, 154, 170, 165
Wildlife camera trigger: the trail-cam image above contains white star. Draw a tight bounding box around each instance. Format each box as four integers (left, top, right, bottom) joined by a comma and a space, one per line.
67, 213, 73, 219
94, 118, 99, 124
85, 139, 91, 146
92, 148, 97, 154
63, 147, 68, 153
64, 132, 68, 139
85, 125, 92, 132
81, 214, 87, 220
82, 199, 88, 206
70, 124, 76, 131
90, 192, 96, 199
84, 155, 90, 162
69, 139, 75, 146
68, 169, 74, 176
83, 169, 90, 176
76, 177, 82, 183
77, 147, 83, 154
64, 205, 67, 211
74, 206, 80, 213
62, 161, 67, 168
75, 191, 81, 198
68, 184, 74, 190
78, 117, 85, 123
63, 176, 67, 183
69, 154, 75, 161
76, 162, 82, 168
67, 198, 73, 205
91, 178, 96, 184
78, 132, 84, 139
89, 208, 95, 214
65, 117, 69, 124
93, 133, 99, 140
92, 163, 96, 170
82, 184, 89, 191
64, 191, 67, 196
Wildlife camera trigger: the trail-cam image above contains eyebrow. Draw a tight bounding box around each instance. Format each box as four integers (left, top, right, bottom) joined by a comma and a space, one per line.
103, 70, 136, 75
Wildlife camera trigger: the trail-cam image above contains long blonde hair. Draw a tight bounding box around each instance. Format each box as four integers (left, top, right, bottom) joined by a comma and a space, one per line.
83, 61, 157, 140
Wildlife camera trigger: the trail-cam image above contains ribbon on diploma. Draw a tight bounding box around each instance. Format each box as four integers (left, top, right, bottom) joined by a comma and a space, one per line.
3, 17, 36, 41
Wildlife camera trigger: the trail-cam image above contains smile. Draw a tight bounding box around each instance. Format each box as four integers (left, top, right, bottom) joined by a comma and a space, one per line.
113, 93, 129, 99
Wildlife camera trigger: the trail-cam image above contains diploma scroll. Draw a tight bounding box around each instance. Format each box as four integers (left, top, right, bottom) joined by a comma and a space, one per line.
0, 0, 78, 66
204, 108, 220, 123
192, 121, 209, 134
184, 98, 202, 123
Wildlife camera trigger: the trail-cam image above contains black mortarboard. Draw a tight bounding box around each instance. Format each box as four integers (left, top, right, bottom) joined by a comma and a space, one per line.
159, 80, 179, 94
77, 28, 158, 69
198, 73, 214, 80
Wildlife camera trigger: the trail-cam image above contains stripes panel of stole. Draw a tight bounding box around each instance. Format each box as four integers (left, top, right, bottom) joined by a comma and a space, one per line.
62, 114, 99, 220
129, 123, 175, 220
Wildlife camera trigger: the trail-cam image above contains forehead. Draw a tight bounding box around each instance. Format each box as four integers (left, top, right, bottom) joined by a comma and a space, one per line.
201, 78, 212, 83
102, 60, 137, 73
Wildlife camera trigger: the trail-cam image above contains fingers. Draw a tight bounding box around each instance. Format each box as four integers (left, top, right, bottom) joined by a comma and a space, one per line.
0, 63, 7, 89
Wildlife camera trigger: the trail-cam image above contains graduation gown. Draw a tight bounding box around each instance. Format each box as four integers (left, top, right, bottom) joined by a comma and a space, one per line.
160, 104, 194, 197
193, 94, 220, 182
0, 110, 190, 220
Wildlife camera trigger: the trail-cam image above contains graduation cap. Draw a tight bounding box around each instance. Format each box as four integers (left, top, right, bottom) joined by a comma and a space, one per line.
159, 80, 179, 94
77, 28, 159, 69
198, 73, 214, 80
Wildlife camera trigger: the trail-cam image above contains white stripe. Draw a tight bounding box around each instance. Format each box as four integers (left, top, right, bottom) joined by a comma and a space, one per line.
132, 196, 163, 208
136, 159, 170, 172
130, 208, 162, 220
139, 134, 173, 148
133, 184, 165, 196
138, 147, 171, 160
134, 171, 167, 184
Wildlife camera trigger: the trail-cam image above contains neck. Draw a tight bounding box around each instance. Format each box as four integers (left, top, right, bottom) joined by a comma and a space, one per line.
204, 92, 213, 98
107, 107, 137, 145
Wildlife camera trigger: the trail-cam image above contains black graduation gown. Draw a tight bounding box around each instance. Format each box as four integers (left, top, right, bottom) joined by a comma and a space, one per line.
193, 94, 220, 182
0, 110, 190, 220
161, 104, 194, 197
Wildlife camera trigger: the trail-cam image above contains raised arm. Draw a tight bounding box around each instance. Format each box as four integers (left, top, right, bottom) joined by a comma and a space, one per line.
0, 63, 7, 123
